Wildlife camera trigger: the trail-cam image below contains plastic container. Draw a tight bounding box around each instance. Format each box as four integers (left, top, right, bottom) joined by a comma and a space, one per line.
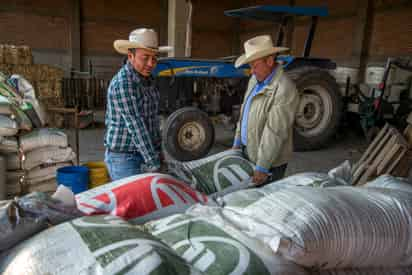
84, 161, 110, 189
57, 166, 89, 194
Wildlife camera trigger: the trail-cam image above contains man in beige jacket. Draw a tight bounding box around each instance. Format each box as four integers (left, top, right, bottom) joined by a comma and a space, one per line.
232, 35, 299, 186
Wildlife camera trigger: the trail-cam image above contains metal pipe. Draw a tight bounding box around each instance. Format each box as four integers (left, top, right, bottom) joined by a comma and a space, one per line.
185, 0, 193, 57
303, 16, 318, 57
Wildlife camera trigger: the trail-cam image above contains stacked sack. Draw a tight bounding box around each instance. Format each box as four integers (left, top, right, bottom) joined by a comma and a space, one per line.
0, 73, 74, 198
2, 171, 412, 274
2, 129, 75, 198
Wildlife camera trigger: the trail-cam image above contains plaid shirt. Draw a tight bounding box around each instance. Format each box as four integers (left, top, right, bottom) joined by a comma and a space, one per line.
104, 62, 161, 168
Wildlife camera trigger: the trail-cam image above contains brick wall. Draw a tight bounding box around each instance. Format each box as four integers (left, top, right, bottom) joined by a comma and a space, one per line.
238, 0, 412, 67
368, 7, 412, 62
1, 0, 411, 72
190, 0, 237, 58
81, 0, 164, 56
0, 2, 71, 50
292, 17, 355, 63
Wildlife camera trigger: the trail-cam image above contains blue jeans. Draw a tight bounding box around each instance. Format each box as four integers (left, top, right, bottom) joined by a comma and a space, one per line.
104, 149, 144, 181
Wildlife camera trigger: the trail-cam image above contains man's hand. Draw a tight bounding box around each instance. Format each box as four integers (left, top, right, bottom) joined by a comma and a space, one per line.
252, 170, 269, 186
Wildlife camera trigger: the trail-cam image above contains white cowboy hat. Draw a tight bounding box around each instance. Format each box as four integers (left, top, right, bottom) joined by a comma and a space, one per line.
235, 35, 289, 68
113, 28, 172, 55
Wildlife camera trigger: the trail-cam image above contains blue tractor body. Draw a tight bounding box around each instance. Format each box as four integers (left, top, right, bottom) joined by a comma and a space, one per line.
158, 5, 343, 160
154, 5, 335, 78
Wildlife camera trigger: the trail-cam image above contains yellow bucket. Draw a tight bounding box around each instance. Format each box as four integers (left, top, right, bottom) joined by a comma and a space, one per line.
84, 161, 110, 189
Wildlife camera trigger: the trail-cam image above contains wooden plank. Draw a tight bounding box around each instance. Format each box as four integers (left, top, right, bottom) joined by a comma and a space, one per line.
377, 143, 400, 174
47, 107, 77, 113
353, 124, 389, 172
352, 162, 367, 185
386, 147, 407, 174
362, 127, 394, 167
392, 150, 412, 177
357, 134, 397, 185
403, 125, 412, 145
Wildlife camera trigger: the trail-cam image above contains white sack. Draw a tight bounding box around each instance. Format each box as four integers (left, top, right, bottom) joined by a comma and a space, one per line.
6, 146, 75, 170
0, 115, 18, 136
0, 215, 200, 275
145, 204, 309, 275
220, 185, 412, 269
364, 174, 412, 193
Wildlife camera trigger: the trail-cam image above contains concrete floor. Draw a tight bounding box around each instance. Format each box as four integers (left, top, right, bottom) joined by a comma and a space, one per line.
66, 113, 367, 176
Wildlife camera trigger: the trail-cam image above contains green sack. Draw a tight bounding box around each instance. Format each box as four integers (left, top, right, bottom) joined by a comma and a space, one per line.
1, 215, 202, 275
145, 205, 308, 275
169, 149, 255, 195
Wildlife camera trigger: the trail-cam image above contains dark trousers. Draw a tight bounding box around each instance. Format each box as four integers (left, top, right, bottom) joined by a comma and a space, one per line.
265, 164, 288, 185
242, 146, 288, 186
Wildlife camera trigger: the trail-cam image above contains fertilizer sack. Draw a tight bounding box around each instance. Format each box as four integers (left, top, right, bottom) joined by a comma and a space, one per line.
0, 128, 68, 153
0, 115, 18, 136
0, 95, 32, 131
76, 173, 209, 224
7, 162, 72, 185
0, 215, 201, 275
169, 149, 255, 195
145, 204, 308, 275
0, 192, 81, 253
6, 146, 75, 170
220, 185, 412, 269
313, 267, 412, 275
364, 174, 412, 193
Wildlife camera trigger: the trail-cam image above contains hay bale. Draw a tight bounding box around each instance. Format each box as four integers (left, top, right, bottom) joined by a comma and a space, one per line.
0, 64, 12, 76
4, 45, 18, 65
47, 66, 64, 80
17, 46, 32, 65
35, 80, 54, 98
2, 45, 33, 65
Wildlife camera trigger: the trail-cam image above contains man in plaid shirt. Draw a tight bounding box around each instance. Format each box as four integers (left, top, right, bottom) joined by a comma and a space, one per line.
104, 28, 170, 180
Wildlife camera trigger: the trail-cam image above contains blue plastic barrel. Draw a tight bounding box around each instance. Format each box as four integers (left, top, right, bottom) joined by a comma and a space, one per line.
57, 166, 89, 194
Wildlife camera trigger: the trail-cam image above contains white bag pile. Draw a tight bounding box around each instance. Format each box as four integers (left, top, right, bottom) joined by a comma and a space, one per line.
1, 128, 75, 198
216, 174, 412, 273
0, 215, 201, 275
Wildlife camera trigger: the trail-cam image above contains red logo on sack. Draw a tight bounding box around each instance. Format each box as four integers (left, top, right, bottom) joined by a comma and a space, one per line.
76, 174, 208, 220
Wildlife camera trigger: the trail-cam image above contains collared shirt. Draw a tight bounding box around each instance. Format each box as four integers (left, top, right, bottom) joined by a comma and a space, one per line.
104, 61, 161, 168
233, 68, 277, 174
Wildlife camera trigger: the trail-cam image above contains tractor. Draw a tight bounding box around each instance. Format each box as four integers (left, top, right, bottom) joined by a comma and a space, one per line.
155, 5, 342, 161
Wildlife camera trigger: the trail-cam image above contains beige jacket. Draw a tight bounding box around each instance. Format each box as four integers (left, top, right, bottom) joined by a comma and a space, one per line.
234, 67, 299, 170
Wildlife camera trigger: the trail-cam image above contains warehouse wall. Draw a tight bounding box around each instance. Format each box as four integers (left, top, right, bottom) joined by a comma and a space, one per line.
368, 2, 412, 64
0, 0, 72, 69
190, 0, 239, 58
0, 0, 168, 77
81, 0, 168, 78
1, 0, 411, 78
238, 0, 412, 71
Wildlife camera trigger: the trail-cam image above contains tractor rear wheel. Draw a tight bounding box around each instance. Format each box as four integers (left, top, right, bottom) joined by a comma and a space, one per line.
287, 66, 343, 151
163, 107, 215, 161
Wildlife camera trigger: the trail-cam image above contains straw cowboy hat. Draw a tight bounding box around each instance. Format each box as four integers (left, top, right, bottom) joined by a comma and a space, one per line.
235, 35, 289, 68
114, 28, 172, 55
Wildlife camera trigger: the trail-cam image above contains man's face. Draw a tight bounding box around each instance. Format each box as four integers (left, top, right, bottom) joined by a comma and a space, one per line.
249, 56, 275, 82
128, 48, 158, 77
